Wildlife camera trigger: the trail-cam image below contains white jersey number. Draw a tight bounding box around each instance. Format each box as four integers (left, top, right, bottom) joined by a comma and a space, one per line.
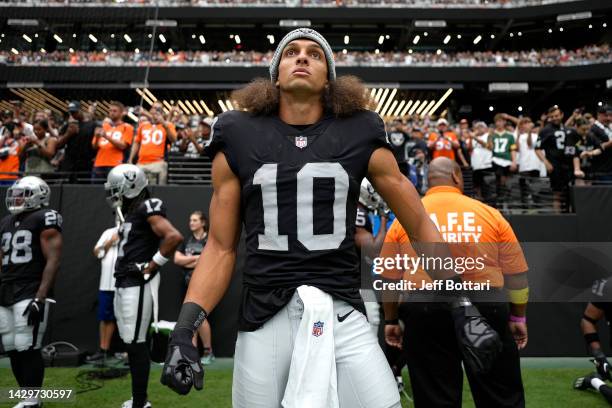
1, 230, 33, 265
253, 162, 349, 251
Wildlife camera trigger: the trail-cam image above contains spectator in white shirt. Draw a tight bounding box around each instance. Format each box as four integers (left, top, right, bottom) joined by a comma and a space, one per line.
87, 224, 120, 364
469, 121, 493, 201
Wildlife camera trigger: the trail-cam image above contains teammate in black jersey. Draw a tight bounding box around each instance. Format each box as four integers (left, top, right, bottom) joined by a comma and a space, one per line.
161, 28, 502, 407
0, 176, 62, 408
105, 164, 183, 408
535, 106, 582, 212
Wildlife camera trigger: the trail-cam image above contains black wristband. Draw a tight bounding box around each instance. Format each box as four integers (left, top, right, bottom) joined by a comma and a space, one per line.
385, 319, 399, 325
175, 302, 208, 335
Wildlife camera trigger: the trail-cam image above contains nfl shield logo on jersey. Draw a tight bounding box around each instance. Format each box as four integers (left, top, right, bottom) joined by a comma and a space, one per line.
312, 321, 324, 337
295, 136, 308, 149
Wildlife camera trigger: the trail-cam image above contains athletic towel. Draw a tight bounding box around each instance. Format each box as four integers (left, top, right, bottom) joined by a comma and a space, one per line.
282, 285, 339, 408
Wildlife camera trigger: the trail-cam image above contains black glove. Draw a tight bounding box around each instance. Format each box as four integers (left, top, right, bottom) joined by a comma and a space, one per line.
450, 297, 503, 374
22, 298, 45, 326
160, 327, 204, 395
592, 349, 612, 381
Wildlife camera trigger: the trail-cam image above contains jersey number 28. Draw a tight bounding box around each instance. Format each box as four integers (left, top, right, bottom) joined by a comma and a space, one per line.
253, 162, 348, 251
1, 230, 33, 265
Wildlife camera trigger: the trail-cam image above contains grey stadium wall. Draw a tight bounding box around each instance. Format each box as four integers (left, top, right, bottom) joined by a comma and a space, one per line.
0, 185, 611, 358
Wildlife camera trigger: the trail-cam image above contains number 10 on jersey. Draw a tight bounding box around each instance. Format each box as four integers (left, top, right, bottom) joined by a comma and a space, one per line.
253, 162, 349, 251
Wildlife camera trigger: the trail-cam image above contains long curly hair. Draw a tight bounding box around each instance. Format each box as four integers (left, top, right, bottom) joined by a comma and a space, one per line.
231, 75, 373, 118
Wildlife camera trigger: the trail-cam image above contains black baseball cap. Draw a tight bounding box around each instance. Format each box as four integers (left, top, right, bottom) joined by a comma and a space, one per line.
67, 100, 80, 112
597, 104, 611, 114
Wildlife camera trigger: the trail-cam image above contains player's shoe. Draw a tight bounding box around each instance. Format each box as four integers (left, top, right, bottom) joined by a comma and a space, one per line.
120, 399, 151, 408
86, 349, 108, 363
201, 352, 215, 366
574, 372, 600, 391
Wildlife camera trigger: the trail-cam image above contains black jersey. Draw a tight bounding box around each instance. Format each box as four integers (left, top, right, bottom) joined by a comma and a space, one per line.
114, 197, 166, 288
536, 124, 580, 169
355, 204, 373, 234
205, 110, 391, 331
0, 208, 62, 305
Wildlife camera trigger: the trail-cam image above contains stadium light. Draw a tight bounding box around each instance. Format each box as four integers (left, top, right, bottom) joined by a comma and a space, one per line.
559, 27, 564, 32
489, 106, 495, 112
378, 35, 384, 45
200, 100, 214, 117
385, 101, 398, 118
375, 88, 390, 113
218, 100, 228, 112
428, 88, 453, 116
456, 34, 462, 39
604, 23, 608, 28
199, 35, 206, 45
144, 88, 157, 102
53, 34, 63, 43
373, 88, 384, 103
146, 20, 177, 27
279, 19, 311, 28
423, 32, 428, 37
192, 34, 196, 39
235, 35, 241, 44
226, 100, 235, 111
408, 49, 413, 54
135, 48, 140, 53
267, 35, 274, 44
148, 33, 153, 39
385, 35, 390, 39
34, 33, 38, 38
510, 33, 514, 37
408, 100, 421, 116
159, 34, 166, 43
413, 35, 420, 45
443, 35, 451, 44
379, 88, 397, 117
518, 31, 522, 37
11, 48, 18, 55
588, 24, 593, 29
414, 20, 446, 28
598, 101, 603, 106
473, 35, 482, 44
392, 100, 406, 117
185, 100, 197, 115
548, 28, 553, 34
69, 48, 74, 53
557, 11, 592, 22
420, 100, 437, 118
518, 106, 523, 112
40, 48, 46, 53
135, 89, 154, 106
416, 100, 429, 115
436, 49, 442, 55
22, 34, 32, 43
400, 100, 413, 117
192, 100, 204, 115
124, 34, 132, 43
111, 34, 115, 38
344, 35, 349, 45
89, 34, 98, 43
490, 34, 495, 39
102, 48, 107, 53
375, 49, 380, 54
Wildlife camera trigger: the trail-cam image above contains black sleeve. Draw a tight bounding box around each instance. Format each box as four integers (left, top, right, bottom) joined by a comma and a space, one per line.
536, 128, 549, 150
203, 112, 239, 175
141, 198, 167, 218
590, 125, 608, 144
177, 238, 186, 254
41, 210, 63, 233
370, 112, 393, 154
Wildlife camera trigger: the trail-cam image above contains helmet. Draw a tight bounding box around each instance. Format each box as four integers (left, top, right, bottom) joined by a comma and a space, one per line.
358, 178, 381, 211
104, 164, 148, 208
6, 176, 51, 214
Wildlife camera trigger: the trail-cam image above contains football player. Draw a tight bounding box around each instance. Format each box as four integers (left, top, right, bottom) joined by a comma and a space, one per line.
0, 176, 62, 408
161, 28, 500, 407
105, 164, 183, 408
355, 178, 387, 336
574, 283, 612, 405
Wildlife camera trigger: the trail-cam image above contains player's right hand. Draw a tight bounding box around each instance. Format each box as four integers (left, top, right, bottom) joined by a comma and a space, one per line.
22, 298, 45, 326
450, 297, 502, 374
592, 349, 612, 381
384, 324, 403, 349
161, 328, 204, 395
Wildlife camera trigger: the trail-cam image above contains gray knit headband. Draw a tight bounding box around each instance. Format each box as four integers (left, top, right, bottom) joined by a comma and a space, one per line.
269, 28, 336, 83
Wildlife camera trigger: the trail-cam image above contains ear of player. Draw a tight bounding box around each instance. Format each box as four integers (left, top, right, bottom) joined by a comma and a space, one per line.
160, 327, 204, 395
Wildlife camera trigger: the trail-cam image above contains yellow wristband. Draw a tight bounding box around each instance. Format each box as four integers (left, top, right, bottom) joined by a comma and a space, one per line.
507, 287, 529, 304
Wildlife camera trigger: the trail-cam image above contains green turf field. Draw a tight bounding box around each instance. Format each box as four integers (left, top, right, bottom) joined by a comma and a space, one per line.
0, 358, 609, 407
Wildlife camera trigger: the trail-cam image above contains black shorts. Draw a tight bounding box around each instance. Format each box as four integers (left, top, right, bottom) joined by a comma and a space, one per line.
549, 167, 572, 193
592, 302, 612, 321
493, 163, 510, 178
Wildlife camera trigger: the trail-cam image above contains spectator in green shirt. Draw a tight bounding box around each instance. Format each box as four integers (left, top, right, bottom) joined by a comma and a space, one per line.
488, 113, 518, 207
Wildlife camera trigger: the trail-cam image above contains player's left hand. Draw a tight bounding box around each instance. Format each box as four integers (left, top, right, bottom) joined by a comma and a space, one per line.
22, 298, 45, 326
384, 324, 403, 349
508, 321, 528, 350
161, 328, 204, 395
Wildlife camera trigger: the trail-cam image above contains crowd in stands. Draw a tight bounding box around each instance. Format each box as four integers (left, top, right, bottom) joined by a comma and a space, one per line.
1, 98, 610, 211
3, 44, 610, 67
0, 0, 575, 8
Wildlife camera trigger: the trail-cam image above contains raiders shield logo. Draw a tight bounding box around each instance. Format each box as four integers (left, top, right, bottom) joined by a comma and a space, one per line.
295, 136, 308, 149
